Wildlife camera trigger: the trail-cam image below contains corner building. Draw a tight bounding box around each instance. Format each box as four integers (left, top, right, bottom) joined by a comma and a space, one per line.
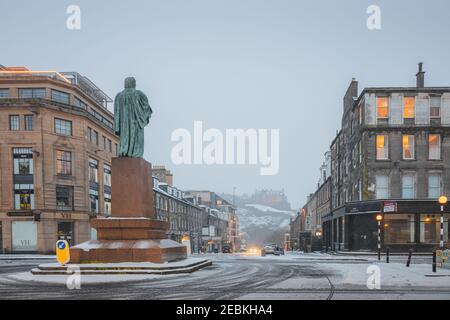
0, 66, 118, 253
323, 64, 450, 252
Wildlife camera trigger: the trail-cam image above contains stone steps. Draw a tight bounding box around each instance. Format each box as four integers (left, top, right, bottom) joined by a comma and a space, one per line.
31, 258, 212, 275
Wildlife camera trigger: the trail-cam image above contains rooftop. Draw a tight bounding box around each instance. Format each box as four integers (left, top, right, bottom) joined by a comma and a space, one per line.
0, 65, 112, 108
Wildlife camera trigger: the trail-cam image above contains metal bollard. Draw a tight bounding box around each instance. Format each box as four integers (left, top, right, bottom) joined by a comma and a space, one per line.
432, 250, 437, 273
406, 248, 413, 267
386, 247, 390, 264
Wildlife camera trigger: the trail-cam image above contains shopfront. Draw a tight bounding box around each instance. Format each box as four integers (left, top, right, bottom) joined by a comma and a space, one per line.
383, 213, 449, 250
326, 200, 450, 252
11, 221, 38, 253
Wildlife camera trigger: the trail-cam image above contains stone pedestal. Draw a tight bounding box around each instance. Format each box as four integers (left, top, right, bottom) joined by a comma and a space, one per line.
111, 158, 154, 218
70, 158, 187, 264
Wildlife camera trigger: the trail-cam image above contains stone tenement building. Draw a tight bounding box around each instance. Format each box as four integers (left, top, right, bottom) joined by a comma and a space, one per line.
152, 165, 173, 186
185, 191, 240, 252
153, 177, 206, 253
0, 65, 118, 253
323, 63, 450, 252
290, 151, 331, 252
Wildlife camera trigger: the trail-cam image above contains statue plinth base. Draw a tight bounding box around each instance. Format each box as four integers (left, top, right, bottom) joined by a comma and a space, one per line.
70, 158, 187, 264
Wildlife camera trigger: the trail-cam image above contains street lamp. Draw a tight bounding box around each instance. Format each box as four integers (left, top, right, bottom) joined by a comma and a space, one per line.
376, 214, 383, 261
439, 196, 448, 249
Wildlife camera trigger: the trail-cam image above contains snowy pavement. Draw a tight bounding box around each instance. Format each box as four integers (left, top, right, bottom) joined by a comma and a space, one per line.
0, 253, 449, 300
0, 254, 55, 260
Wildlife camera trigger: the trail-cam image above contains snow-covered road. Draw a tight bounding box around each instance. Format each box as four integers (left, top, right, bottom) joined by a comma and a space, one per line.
0, 253, 449, 300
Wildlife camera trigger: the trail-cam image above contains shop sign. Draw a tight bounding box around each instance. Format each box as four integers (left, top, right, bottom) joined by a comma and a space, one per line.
437, 250, 450, 269
7, 211, 33, 217
383, 201, 397, 213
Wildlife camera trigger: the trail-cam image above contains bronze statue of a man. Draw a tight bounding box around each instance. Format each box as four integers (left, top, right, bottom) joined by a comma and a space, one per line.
114, 77, 152, 158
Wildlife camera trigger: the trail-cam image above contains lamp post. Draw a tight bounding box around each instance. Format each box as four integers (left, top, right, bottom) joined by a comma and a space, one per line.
438, 196, 448, 249
376, 214, 383, 261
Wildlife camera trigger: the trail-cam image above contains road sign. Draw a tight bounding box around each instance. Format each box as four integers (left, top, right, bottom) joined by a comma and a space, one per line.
56, 240, 70, 265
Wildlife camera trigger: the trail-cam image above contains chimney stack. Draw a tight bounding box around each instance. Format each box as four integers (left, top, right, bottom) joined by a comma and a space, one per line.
416, 62, 425, 88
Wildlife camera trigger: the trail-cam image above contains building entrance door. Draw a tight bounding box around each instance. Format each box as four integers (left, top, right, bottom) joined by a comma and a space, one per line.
57, 222, 74, 246
350, 215, 376, 251
358, 233, 370, 250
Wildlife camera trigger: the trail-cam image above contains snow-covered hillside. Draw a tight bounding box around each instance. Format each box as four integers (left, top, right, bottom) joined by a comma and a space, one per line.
236, 204, 295, 245
244, 204, 295, 215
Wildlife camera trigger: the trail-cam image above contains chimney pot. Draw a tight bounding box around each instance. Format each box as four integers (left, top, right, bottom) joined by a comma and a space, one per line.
416, 62, 425, 88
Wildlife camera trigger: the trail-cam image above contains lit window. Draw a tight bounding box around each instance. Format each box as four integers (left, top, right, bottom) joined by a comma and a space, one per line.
430, 96, 441, 119
56, 150, 72, 175
375, 175, 389, 199
402, 135, 415, 160
428, 174, 441, 199
14, 185, 34, 210
54, 118, 72, 136
420, 214, 449, 244
403, 97, 415, 119
384, 214, 415, 244
376, 135, 389, 160
13, 147, 35, 210
402, 174, 415, 199
13, 148, 33, 175
429, 134, 441, 160
377, 97, 389, 121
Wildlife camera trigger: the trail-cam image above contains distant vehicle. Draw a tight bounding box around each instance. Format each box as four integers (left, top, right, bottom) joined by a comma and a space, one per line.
222, 246, 232, 253
247, 247, 260, 255
262, 244, 284, 256
263, 245, 275, 255
274, 246, 285, 255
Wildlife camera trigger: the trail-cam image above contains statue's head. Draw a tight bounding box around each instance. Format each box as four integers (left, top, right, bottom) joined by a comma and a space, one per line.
124, 77, 136, 89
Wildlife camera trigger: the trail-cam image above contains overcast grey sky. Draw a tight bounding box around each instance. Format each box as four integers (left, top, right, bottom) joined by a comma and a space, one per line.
2, 0, 450, 208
